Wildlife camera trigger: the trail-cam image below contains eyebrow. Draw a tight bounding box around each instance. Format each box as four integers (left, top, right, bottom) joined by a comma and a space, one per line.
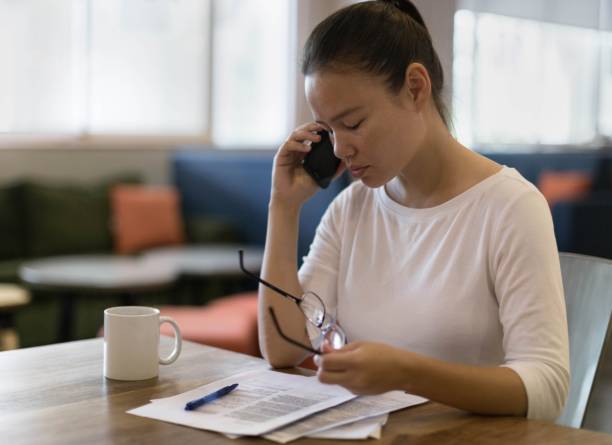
316, 106, 363, 126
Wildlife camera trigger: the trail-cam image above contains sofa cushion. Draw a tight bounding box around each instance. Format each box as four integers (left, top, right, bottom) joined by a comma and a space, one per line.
0, 183, 24, 260
111, 185, 185, 254
538, 170, 592, 209
22, 175, 141, 258
159, 292, 259, 357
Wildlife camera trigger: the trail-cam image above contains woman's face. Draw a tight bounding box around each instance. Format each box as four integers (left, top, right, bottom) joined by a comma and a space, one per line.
305, 69, 427, 188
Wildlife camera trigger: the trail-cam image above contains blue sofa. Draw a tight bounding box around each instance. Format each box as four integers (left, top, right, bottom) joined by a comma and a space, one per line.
481, 150, 612, 259
173, 149, 351, 264
173, 148, 612, 261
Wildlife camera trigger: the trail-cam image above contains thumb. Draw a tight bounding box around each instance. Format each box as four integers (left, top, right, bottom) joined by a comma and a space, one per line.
321, 341, 335, 354
323, 340, 359, 354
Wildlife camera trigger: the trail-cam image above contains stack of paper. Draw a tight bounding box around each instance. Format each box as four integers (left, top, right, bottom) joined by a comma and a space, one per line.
128, 369, 427, 442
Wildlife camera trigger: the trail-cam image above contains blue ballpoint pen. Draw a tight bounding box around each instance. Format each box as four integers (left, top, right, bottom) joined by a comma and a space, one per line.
184, 383, 239, 411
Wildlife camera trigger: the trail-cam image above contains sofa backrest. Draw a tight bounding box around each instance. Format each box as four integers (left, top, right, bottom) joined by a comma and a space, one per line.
173, 149, 350, 263
480, 151, 612, 189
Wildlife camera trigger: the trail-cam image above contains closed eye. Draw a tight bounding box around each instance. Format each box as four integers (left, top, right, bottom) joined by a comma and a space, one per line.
345, 120, 363, 130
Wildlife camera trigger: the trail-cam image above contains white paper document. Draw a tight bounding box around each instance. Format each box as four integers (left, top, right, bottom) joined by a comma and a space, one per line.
308, 414, 389, 440
264, 390, 427, 443
127, 369, 357, 436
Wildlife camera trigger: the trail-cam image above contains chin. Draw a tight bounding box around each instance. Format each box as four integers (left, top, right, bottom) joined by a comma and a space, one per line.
359, 174, 386, 189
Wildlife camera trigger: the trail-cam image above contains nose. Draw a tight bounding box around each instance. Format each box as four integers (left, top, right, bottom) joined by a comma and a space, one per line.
332, 133, 355, 162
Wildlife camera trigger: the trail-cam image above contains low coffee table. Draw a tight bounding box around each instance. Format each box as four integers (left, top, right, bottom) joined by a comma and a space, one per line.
143, 244, 264, 303
143, 244, 263, 277
19, 246, 265, 343
19, 255, 177, 343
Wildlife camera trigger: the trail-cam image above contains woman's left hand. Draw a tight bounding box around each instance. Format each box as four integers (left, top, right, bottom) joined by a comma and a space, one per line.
315, 341, 413, 395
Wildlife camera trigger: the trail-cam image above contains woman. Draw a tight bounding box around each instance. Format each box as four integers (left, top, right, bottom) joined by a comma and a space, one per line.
258, 0, 569, 421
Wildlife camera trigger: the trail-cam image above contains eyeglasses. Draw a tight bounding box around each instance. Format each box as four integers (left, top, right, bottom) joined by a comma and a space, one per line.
238, 250, 346, 354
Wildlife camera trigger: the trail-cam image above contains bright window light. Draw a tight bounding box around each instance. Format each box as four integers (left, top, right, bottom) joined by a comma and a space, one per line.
211, 0, 292, 147
89, 0, 210, 134
0, 1, 84, 133
453, 10, 601, 148
0, 0, 294, 146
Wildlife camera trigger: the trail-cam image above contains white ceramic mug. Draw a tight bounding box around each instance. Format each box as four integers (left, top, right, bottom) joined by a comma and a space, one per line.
103, 306, 182, 381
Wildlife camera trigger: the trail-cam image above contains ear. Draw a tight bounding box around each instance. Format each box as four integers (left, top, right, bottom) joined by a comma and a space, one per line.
401, 63, 431, 112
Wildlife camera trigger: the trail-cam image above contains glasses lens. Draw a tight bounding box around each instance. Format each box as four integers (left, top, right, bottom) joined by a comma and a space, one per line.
300, 291, 326, 327
323, 324, 346, 350
310, 322, 346, 351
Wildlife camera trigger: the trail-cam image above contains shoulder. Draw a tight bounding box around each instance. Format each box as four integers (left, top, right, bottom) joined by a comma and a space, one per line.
481, 168, 549, 217
485, 169, 557, 258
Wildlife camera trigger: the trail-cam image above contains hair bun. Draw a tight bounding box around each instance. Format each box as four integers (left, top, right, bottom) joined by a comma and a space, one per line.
381, 0, 427, 30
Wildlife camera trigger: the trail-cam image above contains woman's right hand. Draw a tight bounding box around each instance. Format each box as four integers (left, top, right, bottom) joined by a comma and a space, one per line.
271, 122, 325, 208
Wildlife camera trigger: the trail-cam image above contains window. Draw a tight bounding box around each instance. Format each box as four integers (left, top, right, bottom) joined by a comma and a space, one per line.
0, 0, 293, 146
453, 9, 608, 149
212, 0, 292, 146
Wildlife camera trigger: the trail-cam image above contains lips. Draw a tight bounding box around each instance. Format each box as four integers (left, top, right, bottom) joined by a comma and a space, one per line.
349, 165, 368, 178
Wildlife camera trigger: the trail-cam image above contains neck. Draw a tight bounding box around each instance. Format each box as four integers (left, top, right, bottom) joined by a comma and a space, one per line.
386, 116, 467, 208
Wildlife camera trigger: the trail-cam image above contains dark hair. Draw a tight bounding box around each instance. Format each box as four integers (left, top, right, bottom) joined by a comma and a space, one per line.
302, 0, 449, 127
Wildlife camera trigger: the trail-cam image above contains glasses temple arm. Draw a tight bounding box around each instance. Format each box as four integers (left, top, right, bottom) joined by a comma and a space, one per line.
239, 250, 301, 303
268, 307, 320, 355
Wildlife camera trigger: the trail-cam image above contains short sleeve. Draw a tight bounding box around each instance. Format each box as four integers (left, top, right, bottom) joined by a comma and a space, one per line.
492, 187, 570, 421
298, 190, 347, 317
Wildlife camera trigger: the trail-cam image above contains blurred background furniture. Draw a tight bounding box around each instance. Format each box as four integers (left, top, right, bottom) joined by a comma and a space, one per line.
159, 292, 259, 357
20, 255, 177, 343
172, 149, 351, 264
5, 151, 348, 348
144, 244, 264, 302
0, 285, 30, 350
482, 151, 612, 259
557, 253, 612, 432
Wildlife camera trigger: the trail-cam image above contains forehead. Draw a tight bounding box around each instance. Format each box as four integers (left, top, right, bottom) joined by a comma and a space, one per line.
305, 70, 388, 118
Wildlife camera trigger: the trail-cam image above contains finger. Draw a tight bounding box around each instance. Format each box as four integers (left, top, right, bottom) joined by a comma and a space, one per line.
291, 129, 322, 144
296, 121, 325, 133
321, 341, 335, 354
313, 354, 321, 368
337, 341, 362, 352
280, 140, 312, 154
320, 351, 356, 372
317, 368, 349, 385
323, 341, 360, 354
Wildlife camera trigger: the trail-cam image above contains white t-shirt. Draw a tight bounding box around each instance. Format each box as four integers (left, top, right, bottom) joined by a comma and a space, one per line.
298, 167, 570, 421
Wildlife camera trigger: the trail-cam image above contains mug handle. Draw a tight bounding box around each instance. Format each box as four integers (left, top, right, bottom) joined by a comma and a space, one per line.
159, 316, 182, 365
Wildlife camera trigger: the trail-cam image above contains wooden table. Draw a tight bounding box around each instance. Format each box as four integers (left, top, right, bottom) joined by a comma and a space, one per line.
1, 338, 611, 445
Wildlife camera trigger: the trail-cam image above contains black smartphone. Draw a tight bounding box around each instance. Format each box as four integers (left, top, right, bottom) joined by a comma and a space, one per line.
302, 131, 341, 189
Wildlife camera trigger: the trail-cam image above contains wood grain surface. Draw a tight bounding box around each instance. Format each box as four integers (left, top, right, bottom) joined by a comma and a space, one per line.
1, 338, 611, 445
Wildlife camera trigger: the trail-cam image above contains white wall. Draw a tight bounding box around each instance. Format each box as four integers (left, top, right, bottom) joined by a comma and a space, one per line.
413, 0, 456, 105
0, 147, 172, 185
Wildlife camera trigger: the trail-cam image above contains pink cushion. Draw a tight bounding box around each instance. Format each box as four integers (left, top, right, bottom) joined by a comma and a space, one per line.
538, 170, 592, 208
160, 292, 259, 357
111, 185, 185, 254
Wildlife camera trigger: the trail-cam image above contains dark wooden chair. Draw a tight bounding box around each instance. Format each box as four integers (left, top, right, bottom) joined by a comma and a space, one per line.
557, 252, 612, 431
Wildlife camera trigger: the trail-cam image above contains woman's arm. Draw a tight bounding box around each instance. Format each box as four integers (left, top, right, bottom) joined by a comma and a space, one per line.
258, 122, 327, 368
317, 341, 527, 416
258, 200, 311, 368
